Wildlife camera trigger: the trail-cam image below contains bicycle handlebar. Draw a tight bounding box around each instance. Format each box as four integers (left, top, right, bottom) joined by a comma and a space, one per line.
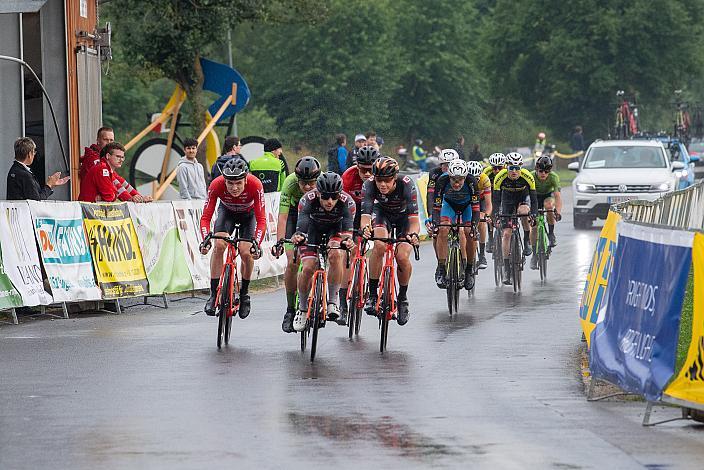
278, 237, 352, 268
366, 236, 420, 261
200, 233, 261, 256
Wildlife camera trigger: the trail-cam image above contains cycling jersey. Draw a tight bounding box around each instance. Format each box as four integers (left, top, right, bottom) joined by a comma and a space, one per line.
296, 190, 355, 234
426, 167, 445, 220
532, 170, 561, 195
432, 174, 480, 224
492, 168, 538, 216
201, 174, 267, 244
361, 175, 419, 217
279, 173, 305, 215
249, 152, 286, 193
477, 172, 491, 198
342, 166, 368, 230
482, 166, 502, 185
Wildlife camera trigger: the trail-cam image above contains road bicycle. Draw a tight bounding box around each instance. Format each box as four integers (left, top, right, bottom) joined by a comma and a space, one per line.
614, 90, 638, 139
288, 235, 350, 362
492, 220, 504, 287
346, 236, 369, 339
200, 228, 260, 349
366, 233, 420, 352
435, 218, 477, 315
534, 209, 555, 283
496, 213, 528, 293
674, 90, 691, 146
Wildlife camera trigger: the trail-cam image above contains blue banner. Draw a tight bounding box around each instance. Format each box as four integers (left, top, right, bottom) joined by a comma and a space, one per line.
590, 222, 693, 401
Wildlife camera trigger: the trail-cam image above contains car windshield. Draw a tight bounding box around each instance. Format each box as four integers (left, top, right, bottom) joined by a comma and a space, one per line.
584, 146, 667, 169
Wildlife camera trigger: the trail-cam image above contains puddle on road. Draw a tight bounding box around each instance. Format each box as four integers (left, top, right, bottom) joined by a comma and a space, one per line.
287, 412, 461, 460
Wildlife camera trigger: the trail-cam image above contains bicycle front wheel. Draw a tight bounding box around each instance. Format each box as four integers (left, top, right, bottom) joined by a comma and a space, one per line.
511, 232, 522, 293
446, 246, 459, 315
380, 267, 392, 353
217, 265, 232, 349
348, 261, 361, 339
537, 229, 548, 282
493, 228, 503, 287
310, 275, 324, 362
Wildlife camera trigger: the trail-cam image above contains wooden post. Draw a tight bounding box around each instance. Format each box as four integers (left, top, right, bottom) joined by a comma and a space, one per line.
153, 87, 237, 201
124, 102, 178, 151
159, 96, 186, 184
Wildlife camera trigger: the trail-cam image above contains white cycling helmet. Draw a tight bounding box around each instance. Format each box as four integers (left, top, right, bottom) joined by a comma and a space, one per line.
505, 152, 524, 167
467, 161, 483, 178
488, 152, 506, 166
447, 159, 469, 177
439, 148, 460, 163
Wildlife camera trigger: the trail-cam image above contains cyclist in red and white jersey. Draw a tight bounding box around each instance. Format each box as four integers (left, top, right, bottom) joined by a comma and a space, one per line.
200, 159, 266, 318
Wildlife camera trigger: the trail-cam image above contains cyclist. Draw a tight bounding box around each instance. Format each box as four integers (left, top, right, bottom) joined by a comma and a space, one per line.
482, 152, 505, 254
200, 159, 266, 318
492, 152, 537, 284
340, 145, 378, 316
275, 157, 321, 333
530, 155, 562, 270
291, 172, 355, 331
426, 149, 460, 266
361, 157, 420, 326
467, 160, 492, 269
432, 160, 481, 290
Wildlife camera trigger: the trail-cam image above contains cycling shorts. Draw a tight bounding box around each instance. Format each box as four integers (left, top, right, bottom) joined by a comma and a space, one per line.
372, 204, 410, 237
299, 222, 343, 260
500, 195, 530, 228
213, 205, 255, 240
537, 193, 554, 210
440, 200, 473, 224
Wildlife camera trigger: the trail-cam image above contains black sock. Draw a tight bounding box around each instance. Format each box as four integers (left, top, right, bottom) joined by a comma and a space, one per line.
523, 233, 530, 245
210, 278, 219, 295
241, 279, 250, 297
548, 224, 555, 235
504, 259, 511, 270
369, 279, 379, 296
479, 243, 485, 256
398, 285, 408, 300
286, 291, 296, 309
340, 287, 347, 301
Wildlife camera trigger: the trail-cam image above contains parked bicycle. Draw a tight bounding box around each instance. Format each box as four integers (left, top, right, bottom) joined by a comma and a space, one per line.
674, 90, 691, 146
614, 90, 639, 139
200, 229, 260, 349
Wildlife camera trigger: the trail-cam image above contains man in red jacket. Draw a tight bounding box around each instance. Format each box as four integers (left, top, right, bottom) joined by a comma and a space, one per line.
80, 127, 147, 202
78, 142, 152, 203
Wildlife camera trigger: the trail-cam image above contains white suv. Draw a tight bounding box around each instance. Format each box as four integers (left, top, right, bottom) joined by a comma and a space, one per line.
569, 139, 685, 229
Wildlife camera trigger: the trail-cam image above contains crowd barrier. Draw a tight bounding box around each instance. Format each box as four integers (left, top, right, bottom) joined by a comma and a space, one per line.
580, 180, 704, 425
0, 176, 431, 324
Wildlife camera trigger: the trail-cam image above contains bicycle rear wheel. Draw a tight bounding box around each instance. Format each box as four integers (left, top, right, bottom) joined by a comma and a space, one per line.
511, 232, 522, 293
310, 275, 324, 362
380, 267, 392, 353
217, 265, 232, 349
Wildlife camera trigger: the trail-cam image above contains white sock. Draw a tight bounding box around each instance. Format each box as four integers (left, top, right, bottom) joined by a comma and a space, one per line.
328, 283, 340, 305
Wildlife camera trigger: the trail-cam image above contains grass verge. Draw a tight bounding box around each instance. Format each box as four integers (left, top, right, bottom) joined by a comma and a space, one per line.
675, 268, 694, 373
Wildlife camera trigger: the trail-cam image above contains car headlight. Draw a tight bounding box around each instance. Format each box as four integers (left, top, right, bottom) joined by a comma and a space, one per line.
576, 183, 596, 193
650, 182, 670, 191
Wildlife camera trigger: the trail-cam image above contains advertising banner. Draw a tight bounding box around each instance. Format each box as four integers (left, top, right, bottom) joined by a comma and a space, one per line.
28, 201, 101, 302
0, 246, 24, 310
579, 211, 621, 347
172, 200, 210, 289
590, 222, 693, 401
0, 202, 53, 306
81, 203, 149, 298
666, 233, 704, 404
252, 192, 286, 280
129, 202, 194, 294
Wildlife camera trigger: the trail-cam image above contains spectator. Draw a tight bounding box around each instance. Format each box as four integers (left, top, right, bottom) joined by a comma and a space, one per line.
80, 126, 146, 202
78, 142, 152, 203
570, 126, 585, 152
468, 143, 483, 162
376, 135, 384, 149
366, 131, 379, 149
176, 138, 207, 199
211, 136, 247, 181
250, 138, 287, 193
349, 134, 367, 165
7, 137, 68, 200
327, 134, 349, 175
412, 139, 427, 170
454, 135, 466, 160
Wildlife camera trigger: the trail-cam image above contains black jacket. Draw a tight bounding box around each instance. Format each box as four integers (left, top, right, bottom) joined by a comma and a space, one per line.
6, 160, 53, 200
210, 154, 248, 182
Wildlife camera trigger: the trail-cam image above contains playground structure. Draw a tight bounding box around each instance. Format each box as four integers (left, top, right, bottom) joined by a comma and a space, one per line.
125, 58, 251, 200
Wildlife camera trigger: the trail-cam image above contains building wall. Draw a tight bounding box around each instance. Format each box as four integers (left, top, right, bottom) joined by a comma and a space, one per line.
0, 14, 24, 199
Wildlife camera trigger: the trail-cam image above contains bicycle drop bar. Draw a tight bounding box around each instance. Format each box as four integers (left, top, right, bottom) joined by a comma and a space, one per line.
280, 238, 352, 268
366, 237, 421, 261
200, 233, 261, 255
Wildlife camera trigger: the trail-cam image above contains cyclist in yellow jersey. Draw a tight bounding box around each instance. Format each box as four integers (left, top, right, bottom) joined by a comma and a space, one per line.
467, 161, 492, 269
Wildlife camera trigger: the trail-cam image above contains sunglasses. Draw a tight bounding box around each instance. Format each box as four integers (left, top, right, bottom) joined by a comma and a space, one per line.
375, 176, 395, 183
320, 192, 340, 200
492, 165, 504, 171
450, 176, 466, 184
508, 165, 521, 171
537, 169, 551, 174
358, 166, 373, 174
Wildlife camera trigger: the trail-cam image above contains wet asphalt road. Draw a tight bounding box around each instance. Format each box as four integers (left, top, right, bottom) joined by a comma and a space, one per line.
1, 188, 704, 469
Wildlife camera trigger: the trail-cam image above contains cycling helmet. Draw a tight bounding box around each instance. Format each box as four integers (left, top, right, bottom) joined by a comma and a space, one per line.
505, 152, 524, 167
488, 152, 506, 166
221, 158, 249, 180
357, 145, 380, 165
295, 156, 321, 180
537, 132, 546, 140
372, 157, 399, 177
439, 148, 460, 163
536, 155, 553, 171
447, 159, 469, 177
316, 171, 342, 194
467, 161, 483, 178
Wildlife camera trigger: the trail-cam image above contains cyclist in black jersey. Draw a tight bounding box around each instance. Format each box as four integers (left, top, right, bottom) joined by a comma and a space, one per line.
360, 157, 420, 326
426, 148, 460, 264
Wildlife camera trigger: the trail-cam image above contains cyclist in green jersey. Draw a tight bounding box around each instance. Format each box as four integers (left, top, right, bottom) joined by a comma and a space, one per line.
530, 155, 562, 269
273, 157, 321, 333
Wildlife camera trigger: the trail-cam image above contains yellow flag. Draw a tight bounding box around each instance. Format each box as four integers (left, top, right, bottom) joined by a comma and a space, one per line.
665, 233, 704, 403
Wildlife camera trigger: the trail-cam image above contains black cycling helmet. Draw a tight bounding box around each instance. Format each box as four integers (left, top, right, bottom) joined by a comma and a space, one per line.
535, 155, 553, 171
295, 156, 321, 181
222, 158, 249, 180
356, 145, 380, 165
316, 171, 342, 194
372, 156, 399, 177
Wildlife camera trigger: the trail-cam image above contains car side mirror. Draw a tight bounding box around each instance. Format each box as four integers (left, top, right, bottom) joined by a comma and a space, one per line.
671, 161, 686, 171
568, 161, 580, 172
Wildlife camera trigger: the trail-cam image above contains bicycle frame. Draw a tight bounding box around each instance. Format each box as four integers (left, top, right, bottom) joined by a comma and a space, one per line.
367, 236, 420, 320
347, 237, 369, 310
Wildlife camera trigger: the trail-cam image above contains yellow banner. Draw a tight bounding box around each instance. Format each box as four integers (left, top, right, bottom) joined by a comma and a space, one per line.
579, 211, 621, 347
665, 233, 704, 403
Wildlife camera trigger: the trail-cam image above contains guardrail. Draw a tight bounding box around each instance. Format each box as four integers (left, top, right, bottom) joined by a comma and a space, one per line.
613, 179, 704, 229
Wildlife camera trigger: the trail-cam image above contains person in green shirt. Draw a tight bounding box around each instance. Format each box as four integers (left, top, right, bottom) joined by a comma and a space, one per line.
250, 138, 288, 192
272, 156, 321, 333
530, 155, 563, 270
